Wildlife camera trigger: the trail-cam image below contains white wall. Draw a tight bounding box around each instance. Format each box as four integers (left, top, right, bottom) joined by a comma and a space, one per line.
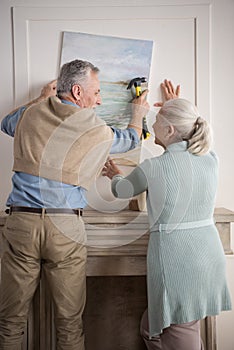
0, 0, 233, 348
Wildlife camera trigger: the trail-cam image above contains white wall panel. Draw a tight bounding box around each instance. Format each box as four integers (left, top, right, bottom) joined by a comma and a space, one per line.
12, 5, 210, 118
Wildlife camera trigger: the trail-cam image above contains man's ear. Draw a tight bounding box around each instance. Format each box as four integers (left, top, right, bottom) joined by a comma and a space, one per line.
71, 84, 82, 100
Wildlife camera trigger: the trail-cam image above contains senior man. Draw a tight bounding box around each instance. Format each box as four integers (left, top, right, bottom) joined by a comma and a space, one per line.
0, 59, 149, 350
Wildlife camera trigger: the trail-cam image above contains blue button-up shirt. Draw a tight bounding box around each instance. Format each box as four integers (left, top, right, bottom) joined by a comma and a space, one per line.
1, 100, 139, 208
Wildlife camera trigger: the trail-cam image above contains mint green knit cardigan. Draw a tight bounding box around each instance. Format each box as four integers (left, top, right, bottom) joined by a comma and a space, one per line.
112, 141, 232, 337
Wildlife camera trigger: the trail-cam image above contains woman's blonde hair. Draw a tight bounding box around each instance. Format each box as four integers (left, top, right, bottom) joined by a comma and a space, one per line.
158, 98, 212, 155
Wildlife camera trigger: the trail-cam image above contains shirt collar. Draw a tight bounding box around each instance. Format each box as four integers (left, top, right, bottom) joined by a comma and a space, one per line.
166, 141, 188, 152
61, 99, 79, 108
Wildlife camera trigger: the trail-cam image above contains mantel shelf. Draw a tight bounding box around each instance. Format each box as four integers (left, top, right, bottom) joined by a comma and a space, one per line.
1, 207, 233, 266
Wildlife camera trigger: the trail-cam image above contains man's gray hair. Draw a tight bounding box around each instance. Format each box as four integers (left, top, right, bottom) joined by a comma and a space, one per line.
57, 59, 99, 98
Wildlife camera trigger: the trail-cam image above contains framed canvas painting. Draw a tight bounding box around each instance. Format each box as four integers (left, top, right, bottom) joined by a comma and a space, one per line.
60, 32, 154, 211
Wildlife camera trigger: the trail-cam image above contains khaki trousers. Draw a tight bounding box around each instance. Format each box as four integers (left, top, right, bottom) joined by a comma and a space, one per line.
0, 212, 87, 350
140, 309, 204, 350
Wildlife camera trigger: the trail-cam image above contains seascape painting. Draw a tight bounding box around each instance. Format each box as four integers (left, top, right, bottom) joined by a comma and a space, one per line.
60, 32, 154, 212
60, 31, 153, 129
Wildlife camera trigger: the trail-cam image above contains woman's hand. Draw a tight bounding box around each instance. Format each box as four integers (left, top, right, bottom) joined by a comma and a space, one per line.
154, 79, 180, 107
102, 159, 123, 180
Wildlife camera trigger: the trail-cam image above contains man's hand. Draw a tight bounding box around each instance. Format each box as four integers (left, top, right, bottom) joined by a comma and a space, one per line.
6, 79, 58, 116
154, 79, 180, 107
128, 90, 150, 137
132, 89, 149, 103
25, 79, 57, 108
39, 79, 57, 99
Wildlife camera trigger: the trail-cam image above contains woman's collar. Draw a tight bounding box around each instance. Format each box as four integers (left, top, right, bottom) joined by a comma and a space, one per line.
166, 140, 188, 152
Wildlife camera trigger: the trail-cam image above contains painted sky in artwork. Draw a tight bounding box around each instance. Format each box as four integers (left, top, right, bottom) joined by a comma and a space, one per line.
60, 32, 153, 82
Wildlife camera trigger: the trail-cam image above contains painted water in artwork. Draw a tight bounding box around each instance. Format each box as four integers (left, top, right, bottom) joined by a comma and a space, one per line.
97, 81, 131, 128
60, 31, 153, 128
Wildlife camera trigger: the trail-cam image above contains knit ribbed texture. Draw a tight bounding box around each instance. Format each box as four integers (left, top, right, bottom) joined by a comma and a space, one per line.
112, 141, 232, 337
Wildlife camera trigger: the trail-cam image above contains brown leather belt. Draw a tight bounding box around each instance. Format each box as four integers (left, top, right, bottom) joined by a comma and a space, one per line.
5, 206, 83, 216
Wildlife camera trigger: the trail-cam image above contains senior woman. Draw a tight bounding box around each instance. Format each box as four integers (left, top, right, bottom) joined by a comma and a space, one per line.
103, 92, 232, 350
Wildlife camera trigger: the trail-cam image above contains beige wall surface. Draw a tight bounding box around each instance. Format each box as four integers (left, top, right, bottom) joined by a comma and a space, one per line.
0, 0, 233, 348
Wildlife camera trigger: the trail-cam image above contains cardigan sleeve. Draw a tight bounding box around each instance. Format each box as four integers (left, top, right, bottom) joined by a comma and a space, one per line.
111, 165, 148, 199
